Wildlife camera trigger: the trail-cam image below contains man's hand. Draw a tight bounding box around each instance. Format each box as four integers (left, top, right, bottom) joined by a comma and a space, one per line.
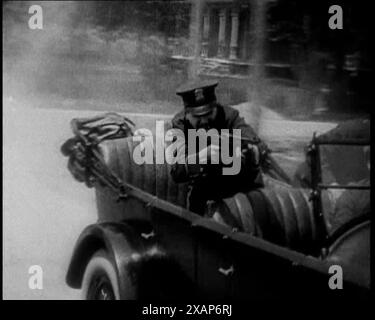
185, 144, 220, 165
244, 143, 260, 166
198, 144, 220, 164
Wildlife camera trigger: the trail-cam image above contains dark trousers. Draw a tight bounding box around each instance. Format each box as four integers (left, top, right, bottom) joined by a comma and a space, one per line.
187, 185, 208, 216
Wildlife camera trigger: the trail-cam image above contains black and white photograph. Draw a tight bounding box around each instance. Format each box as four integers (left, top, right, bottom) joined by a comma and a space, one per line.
3, 0, 371, 303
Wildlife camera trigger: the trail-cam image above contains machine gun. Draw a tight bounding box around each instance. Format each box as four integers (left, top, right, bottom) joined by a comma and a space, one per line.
213, 131, 292, 184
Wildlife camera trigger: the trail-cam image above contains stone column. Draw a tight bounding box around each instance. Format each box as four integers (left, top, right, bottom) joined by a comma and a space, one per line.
247, 0, 267, 134
189, 0, 204, 79
249, 0, 266, 105
217, 8, 227, 58
229, 8, 239, 60
201, 9, 210, 57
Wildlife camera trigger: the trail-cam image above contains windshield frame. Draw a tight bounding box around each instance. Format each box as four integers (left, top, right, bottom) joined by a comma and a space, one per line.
308, 133, 370, 242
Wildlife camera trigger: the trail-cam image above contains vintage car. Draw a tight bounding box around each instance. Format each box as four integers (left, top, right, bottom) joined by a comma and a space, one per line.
61, 114, 370, 300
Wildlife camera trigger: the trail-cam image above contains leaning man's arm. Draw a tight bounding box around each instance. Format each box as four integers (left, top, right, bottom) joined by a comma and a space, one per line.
231, 110, 264, 187
169, 116, 203, 183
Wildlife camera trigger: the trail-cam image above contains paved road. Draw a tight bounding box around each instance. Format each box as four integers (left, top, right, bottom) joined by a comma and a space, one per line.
3, 102, 336, 299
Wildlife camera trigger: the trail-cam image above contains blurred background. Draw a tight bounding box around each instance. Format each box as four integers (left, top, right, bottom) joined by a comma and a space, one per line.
3, 0, 373, 119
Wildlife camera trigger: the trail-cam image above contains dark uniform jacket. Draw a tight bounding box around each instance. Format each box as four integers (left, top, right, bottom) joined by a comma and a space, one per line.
170, 104, 264, 214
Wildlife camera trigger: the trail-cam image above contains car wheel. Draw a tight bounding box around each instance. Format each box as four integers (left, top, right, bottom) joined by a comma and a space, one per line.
82, 250, 120, 300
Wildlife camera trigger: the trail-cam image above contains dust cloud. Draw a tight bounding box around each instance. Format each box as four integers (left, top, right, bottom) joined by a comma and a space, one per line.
3, 1, 186, 113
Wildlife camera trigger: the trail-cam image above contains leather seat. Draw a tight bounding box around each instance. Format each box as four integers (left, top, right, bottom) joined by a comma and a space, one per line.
97, 136, 189, 208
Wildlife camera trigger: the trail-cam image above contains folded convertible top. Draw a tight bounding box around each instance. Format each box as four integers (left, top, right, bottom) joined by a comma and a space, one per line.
315, 118, 370, 144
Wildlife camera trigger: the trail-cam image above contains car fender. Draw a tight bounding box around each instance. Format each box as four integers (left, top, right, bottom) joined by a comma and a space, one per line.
66, 220, 196, 299
66, 221, 158, 299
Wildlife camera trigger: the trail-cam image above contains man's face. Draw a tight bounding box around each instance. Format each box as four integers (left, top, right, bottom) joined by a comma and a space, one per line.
186, 105, 218, 130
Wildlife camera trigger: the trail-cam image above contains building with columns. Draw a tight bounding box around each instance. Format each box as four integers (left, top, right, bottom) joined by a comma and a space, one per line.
166, 0, 372, 113
169, 0, 288, 81
200, 0, 252, 61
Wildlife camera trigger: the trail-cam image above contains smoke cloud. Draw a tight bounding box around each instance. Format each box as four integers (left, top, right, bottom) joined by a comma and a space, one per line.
3, 1, 186, 112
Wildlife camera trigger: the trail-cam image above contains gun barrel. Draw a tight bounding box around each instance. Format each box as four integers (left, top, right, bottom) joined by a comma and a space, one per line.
217, 131, 256, 143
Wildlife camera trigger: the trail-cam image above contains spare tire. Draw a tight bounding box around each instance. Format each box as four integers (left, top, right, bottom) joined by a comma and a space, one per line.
211, 181, 319, 253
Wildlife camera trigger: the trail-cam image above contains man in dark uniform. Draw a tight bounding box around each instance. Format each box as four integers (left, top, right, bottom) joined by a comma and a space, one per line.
170, 79, 265, 215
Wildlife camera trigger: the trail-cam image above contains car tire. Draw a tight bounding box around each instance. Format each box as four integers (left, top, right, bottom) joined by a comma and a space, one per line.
81, 250, 120, 300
